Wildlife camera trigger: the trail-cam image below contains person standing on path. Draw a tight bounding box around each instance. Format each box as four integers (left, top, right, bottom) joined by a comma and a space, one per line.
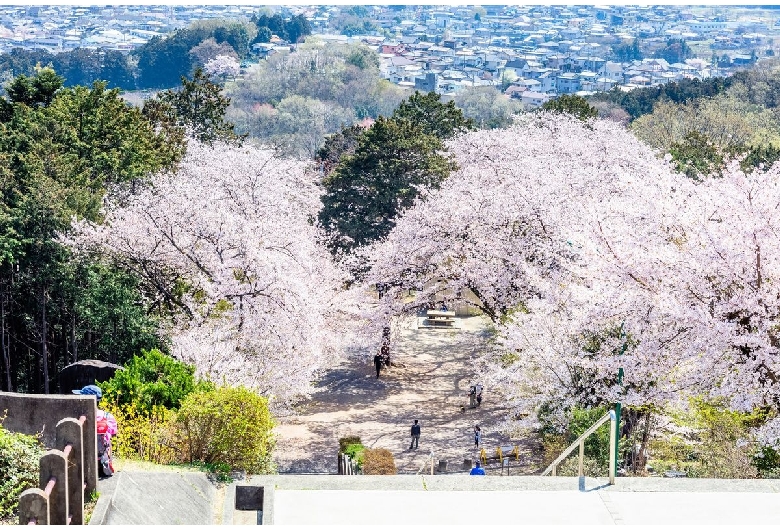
475, 383, 484, 406
474, 425, 481, 448
410, 419, 421, 449
467, 385, 477, 408
374, 353, 383, 378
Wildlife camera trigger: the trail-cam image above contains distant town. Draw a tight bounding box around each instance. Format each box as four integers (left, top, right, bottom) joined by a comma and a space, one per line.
2, 4, 779, 105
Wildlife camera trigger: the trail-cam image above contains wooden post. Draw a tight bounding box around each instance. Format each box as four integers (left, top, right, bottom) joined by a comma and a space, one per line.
57, 418, 84, 524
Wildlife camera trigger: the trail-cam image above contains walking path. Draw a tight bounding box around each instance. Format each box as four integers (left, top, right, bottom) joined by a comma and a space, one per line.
273, 316, 541, 474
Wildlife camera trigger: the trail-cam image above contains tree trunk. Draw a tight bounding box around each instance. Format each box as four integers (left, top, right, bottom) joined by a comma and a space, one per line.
637, 412, 653, 473
111, 318, 117, 364
1, 290, 11, 392
41, 286, 49, 394
71, 311, 78, 363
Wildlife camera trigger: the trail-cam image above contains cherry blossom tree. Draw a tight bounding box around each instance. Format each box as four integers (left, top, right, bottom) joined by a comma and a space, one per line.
362, 113, 677, 323
358, 114, 684, 410
204, 55, 240, 80
69, 142, 351, 406
361, 113, 780, 447
670, 161, 780, 447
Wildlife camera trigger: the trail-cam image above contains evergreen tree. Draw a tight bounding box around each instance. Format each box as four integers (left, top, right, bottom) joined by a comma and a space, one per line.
541, 94, 598, 121
318, 91, 472, 258
319, 117, 457, 256
392, 90, 475, 139
151, 68, 245, 146
0, 69, 185, 393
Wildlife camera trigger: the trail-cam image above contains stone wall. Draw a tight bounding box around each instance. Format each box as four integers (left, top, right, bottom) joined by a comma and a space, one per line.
0, 391, 98, 494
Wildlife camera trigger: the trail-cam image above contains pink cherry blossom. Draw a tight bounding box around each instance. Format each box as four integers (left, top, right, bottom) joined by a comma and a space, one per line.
69, 142, 351, 407
362, 113, 780, 446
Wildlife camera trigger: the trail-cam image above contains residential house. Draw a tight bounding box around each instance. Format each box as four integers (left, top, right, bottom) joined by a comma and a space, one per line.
557, 72, 581, 93
521, 90, 551, 108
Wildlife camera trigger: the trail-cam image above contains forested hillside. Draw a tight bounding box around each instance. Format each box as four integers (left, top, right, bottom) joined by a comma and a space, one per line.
0, 68, 186, 393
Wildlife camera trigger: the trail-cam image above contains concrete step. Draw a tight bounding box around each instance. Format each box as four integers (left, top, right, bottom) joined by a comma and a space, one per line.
91, 472, 780, 525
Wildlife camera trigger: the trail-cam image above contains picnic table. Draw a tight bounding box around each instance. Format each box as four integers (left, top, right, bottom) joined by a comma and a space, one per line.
424, 310, 456, 327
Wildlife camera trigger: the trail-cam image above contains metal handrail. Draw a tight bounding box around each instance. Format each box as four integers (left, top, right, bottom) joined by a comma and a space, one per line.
541, 409, 617, 484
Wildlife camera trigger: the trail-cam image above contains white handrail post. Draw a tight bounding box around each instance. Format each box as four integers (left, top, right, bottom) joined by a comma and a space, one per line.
578, 440, 584, 478
608, 409, 617, 485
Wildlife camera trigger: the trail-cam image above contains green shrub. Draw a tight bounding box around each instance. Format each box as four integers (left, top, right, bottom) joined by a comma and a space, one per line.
101, 401, 179, 464
539, 405, 614, 470
685, 399, 758, 478
343, 443, 366, 467
362, 448, 396, 475
753, 446, 780, 478
647, 399, 763, 479
100, 349, 213, 413
567, 406, 611, 462
99, 349, 211, 465
176, 386, 275, 474
338, 435, 362, 453
0, 422, 44, 519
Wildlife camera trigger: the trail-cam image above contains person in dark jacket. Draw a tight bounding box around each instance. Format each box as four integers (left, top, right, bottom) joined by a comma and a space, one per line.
410, 419, 421, 449
374, 353, 383, 378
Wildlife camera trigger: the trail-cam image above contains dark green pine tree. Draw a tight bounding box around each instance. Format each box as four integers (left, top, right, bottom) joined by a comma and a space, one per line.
392, 90, 475, 139
150, 68, 245, 146
318, 116, 457, 256
318, 92, 473, 259
541, 94, 599, 121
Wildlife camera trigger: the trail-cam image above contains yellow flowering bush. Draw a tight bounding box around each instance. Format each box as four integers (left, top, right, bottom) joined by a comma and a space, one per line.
101, 401, 179, 465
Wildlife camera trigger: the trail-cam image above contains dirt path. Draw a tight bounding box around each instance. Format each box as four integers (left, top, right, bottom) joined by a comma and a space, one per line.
273, 316, 542, 474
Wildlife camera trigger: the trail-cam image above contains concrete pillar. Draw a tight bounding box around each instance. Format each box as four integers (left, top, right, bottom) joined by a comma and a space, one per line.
18, 488, 49, 525
40, 449, 68, 525
57, 418, 84, 525
82, 402, 98, 497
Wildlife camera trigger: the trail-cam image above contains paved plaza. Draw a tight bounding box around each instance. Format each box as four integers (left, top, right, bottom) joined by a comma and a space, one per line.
273, 316, 541, 475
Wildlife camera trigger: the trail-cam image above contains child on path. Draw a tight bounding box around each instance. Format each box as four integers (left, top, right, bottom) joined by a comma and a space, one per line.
474, 425, 481, 448
72, 384, 118, 477
470, 461, 486, 475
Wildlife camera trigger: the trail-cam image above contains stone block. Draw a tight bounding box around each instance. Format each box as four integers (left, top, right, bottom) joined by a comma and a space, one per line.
58, 360, 123, 394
